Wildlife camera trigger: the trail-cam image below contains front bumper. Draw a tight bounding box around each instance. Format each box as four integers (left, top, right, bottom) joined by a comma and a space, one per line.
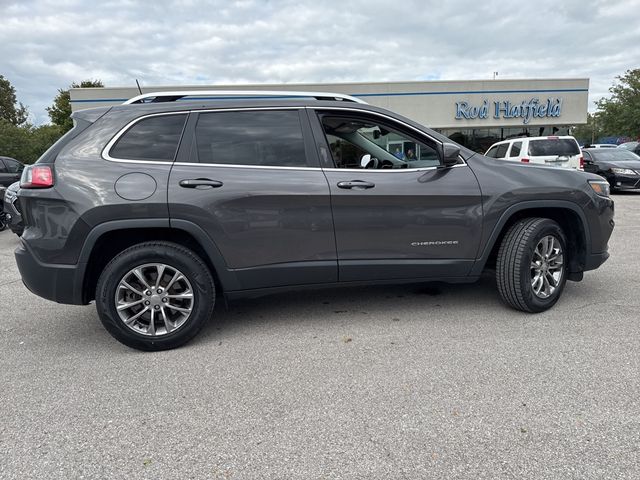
607, 174, 640, 189
3, 196, 23, 235
15, 240, 86, 305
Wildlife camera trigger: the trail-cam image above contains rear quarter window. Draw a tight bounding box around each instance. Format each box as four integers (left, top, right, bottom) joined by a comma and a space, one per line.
485, 146, 498, 158
495, 143, 509, 158
109, 114, 187, 161
509, 142, 522, 157
528, 139, 580, 156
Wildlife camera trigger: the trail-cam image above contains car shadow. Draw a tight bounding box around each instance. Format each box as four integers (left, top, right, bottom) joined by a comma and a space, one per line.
191, 273, 505, 345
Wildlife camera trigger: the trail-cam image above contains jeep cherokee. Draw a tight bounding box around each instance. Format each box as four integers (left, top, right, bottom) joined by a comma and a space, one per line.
14, 91, 614, 350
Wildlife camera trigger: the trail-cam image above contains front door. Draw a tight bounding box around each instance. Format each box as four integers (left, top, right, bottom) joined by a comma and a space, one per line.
309, 109, 483, 282
168, 108, 336, 290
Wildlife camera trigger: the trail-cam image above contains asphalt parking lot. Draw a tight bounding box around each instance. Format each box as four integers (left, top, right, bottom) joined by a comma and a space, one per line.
1, 195, 639, 480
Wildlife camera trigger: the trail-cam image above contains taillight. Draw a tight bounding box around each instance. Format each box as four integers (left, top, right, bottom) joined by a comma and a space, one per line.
579, 156, 584, 170
21, 165, 54, 188
521, 158, 530, 163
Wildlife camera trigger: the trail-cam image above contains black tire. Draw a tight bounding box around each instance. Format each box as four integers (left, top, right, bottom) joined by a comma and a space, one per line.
96, 241, 215, 351
496, 218, 567, 313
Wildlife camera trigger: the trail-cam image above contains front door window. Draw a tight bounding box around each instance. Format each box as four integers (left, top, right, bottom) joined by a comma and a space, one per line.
320, 115, 442, 169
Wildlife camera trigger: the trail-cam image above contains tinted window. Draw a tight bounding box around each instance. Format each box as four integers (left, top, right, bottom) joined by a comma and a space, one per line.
528, 139, 580, 156
110, 114, 187, 161
485, 146, 498, 158
3, 159, 22, 173
0, 161, 7, 173
495, 144, 509, 158
509, 142, 522, 157
195, 110, 307, 167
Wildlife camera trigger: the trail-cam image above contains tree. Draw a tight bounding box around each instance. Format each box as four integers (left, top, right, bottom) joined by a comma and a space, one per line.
570, 113, 602, 145
47, 79, 103, 132
596, 69, 640, 139
0, 75, 28, 125
0, 119, 63, 164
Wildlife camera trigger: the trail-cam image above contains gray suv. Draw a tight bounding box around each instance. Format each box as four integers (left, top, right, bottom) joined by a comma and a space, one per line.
14, 91, 614, 350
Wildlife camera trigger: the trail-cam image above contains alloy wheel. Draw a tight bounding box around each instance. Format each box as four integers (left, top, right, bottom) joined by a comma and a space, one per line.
115, 263, 194, 336
530, 235, 564, 299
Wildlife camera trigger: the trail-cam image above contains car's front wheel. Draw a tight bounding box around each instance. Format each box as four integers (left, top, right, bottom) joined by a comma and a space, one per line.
496, 218, 567, 312
96, 242, 215, 350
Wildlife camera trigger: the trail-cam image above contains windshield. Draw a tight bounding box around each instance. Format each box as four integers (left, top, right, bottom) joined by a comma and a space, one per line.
528, 139, 580, 156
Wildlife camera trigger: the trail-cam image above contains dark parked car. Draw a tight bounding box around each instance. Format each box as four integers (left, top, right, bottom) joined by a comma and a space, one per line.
14, 90, 614, 350
583, 148, 640, 191
3, 181, 23, 235
0, 156, 24, 187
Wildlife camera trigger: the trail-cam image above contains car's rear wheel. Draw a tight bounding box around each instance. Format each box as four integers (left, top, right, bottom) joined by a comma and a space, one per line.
496, 218, 567, 312
96, 242, 215, 350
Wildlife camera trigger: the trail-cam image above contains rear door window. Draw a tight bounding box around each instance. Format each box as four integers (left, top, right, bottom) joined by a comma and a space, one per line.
193, 110, 309, 167
528, 139, 580, 156
110, 114, 187, 161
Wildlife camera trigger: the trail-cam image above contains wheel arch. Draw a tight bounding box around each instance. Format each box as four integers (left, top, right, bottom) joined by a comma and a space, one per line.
78, 219, 239, 304
472, 201, 590, 277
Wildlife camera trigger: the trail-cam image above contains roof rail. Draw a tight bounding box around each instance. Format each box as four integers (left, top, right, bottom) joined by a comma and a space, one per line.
123, 90, 367, 105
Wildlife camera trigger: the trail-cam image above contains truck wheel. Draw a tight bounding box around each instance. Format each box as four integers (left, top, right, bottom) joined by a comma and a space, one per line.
96, 242, 215, 351
496, 218, 567, 312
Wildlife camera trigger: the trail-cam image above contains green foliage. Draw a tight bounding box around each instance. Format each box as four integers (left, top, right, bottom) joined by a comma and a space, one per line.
47, 79, 103, 132
0, 75, 28, 126
0, 119, 63, 164
570, 113, 602, 145
595, 69, 640, 139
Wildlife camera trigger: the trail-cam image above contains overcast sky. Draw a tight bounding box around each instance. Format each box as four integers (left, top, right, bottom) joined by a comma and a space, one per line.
1, 0, 639, 124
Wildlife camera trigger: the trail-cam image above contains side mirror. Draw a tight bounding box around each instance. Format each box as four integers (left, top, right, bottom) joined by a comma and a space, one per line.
442, 143, 461, 167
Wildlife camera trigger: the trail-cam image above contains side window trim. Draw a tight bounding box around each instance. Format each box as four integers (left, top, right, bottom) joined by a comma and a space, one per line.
102, 111, 188, 164
109, 107, 321, 171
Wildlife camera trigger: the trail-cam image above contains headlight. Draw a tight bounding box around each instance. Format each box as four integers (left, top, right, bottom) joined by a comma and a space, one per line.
588, 180, 610, 197
610, 167, 637, 175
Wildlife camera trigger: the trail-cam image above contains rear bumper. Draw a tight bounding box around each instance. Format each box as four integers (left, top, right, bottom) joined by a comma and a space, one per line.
15, 240, 87, 305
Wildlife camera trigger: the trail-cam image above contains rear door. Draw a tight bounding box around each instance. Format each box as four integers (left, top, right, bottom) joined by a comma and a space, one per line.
168, 108, 336, 290
308, 108, 483, 282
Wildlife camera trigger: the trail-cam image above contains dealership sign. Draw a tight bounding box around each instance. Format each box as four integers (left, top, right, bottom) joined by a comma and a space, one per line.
455, 98, 563, 124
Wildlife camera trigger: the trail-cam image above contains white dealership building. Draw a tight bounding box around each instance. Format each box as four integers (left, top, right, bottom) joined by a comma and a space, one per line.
70, 78, 588, 152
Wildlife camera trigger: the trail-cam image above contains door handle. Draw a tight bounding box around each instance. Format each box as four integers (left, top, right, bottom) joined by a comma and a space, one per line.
337, 180, 375, 190
179, 178, 223, 189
